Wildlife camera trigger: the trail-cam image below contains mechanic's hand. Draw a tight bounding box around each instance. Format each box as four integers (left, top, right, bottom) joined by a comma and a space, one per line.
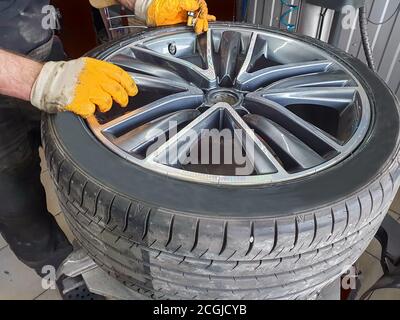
145, 0, 216, 34
30, 58, 138, 118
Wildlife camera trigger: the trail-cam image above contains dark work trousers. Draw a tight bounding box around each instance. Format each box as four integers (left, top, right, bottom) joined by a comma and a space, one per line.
0, 37, 72, 275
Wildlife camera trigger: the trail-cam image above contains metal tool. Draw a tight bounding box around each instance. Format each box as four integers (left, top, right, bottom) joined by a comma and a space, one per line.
89, 0, 147, 41
187, 11, 196, 26
187, 1, 203, 29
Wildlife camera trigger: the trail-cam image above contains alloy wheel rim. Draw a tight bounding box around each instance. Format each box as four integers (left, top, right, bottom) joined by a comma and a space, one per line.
86, 25, 371, 186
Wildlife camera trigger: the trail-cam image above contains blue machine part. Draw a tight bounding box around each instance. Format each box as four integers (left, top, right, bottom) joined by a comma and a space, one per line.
280, 0, 299, 31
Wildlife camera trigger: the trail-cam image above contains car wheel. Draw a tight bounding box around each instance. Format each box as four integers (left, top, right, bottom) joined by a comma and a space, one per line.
42, 23, 400, 300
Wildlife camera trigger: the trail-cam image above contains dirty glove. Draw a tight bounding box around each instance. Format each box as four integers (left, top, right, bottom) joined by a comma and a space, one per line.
30, 57, 138, 118
135, 0, 216, 34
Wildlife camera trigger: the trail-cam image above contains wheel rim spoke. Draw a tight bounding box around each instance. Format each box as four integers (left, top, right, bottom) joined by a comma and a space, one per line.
243, 114, 325, 170
265, 70, 355, 90
95, 90, 204, 137
128, 72, 197, 94
222, 103, 285, 175
109, 53, 189, 84
217, 31, 242, 86
114, 109, 201, 154
236, 60, 333, 91
147, 103, 223, 166
244, 92, 343, 154
236, 32, 268, 81
197, 30, 216, 82
127, 32, 217, 89
261, 87, 358, 110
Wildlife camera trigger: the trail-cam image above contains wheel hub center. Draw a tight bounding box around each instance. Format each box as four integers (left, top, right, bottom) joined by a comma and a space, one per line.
205, 88, 243, 108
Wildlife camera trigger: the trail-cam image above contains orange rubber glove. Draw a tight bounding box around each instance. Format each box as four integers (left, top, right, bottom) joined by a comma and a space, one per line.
135, 0, 216, 34
30, 58, 138, 118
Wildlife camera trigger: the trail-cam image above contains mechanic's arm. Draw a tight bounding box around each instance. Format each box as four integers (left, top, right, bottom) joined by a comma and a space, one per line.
0, 49, 42, 101
116, 0, 216, 34
0, 49, 138, 118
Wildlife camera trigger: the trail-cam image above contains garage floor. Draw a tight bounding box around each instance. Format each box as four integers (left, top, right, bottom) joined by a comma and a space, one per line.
0, 148, 400, 300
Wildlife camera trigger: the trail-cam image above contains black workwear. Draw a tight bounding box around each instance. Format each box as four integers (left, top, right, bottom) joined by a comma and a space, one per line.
0, 32, 72, 274
0, 0, 52, 54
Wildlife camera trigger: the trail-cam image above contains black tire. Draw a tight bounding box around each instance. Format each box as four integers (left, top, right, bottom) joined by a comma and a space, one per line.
42, 23, 400, 300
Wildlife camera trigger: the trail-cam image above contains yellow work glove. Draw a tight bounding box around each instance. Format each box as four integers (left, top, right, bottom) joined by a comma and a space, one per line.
135, 0, 216, 34
30, 58, 138, 118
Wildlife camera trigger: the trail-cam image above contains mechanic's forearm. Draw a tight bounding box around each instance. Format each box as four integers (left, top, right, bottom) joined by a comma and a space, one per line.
0, 49, 43, 101
117, 0, 137, 11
